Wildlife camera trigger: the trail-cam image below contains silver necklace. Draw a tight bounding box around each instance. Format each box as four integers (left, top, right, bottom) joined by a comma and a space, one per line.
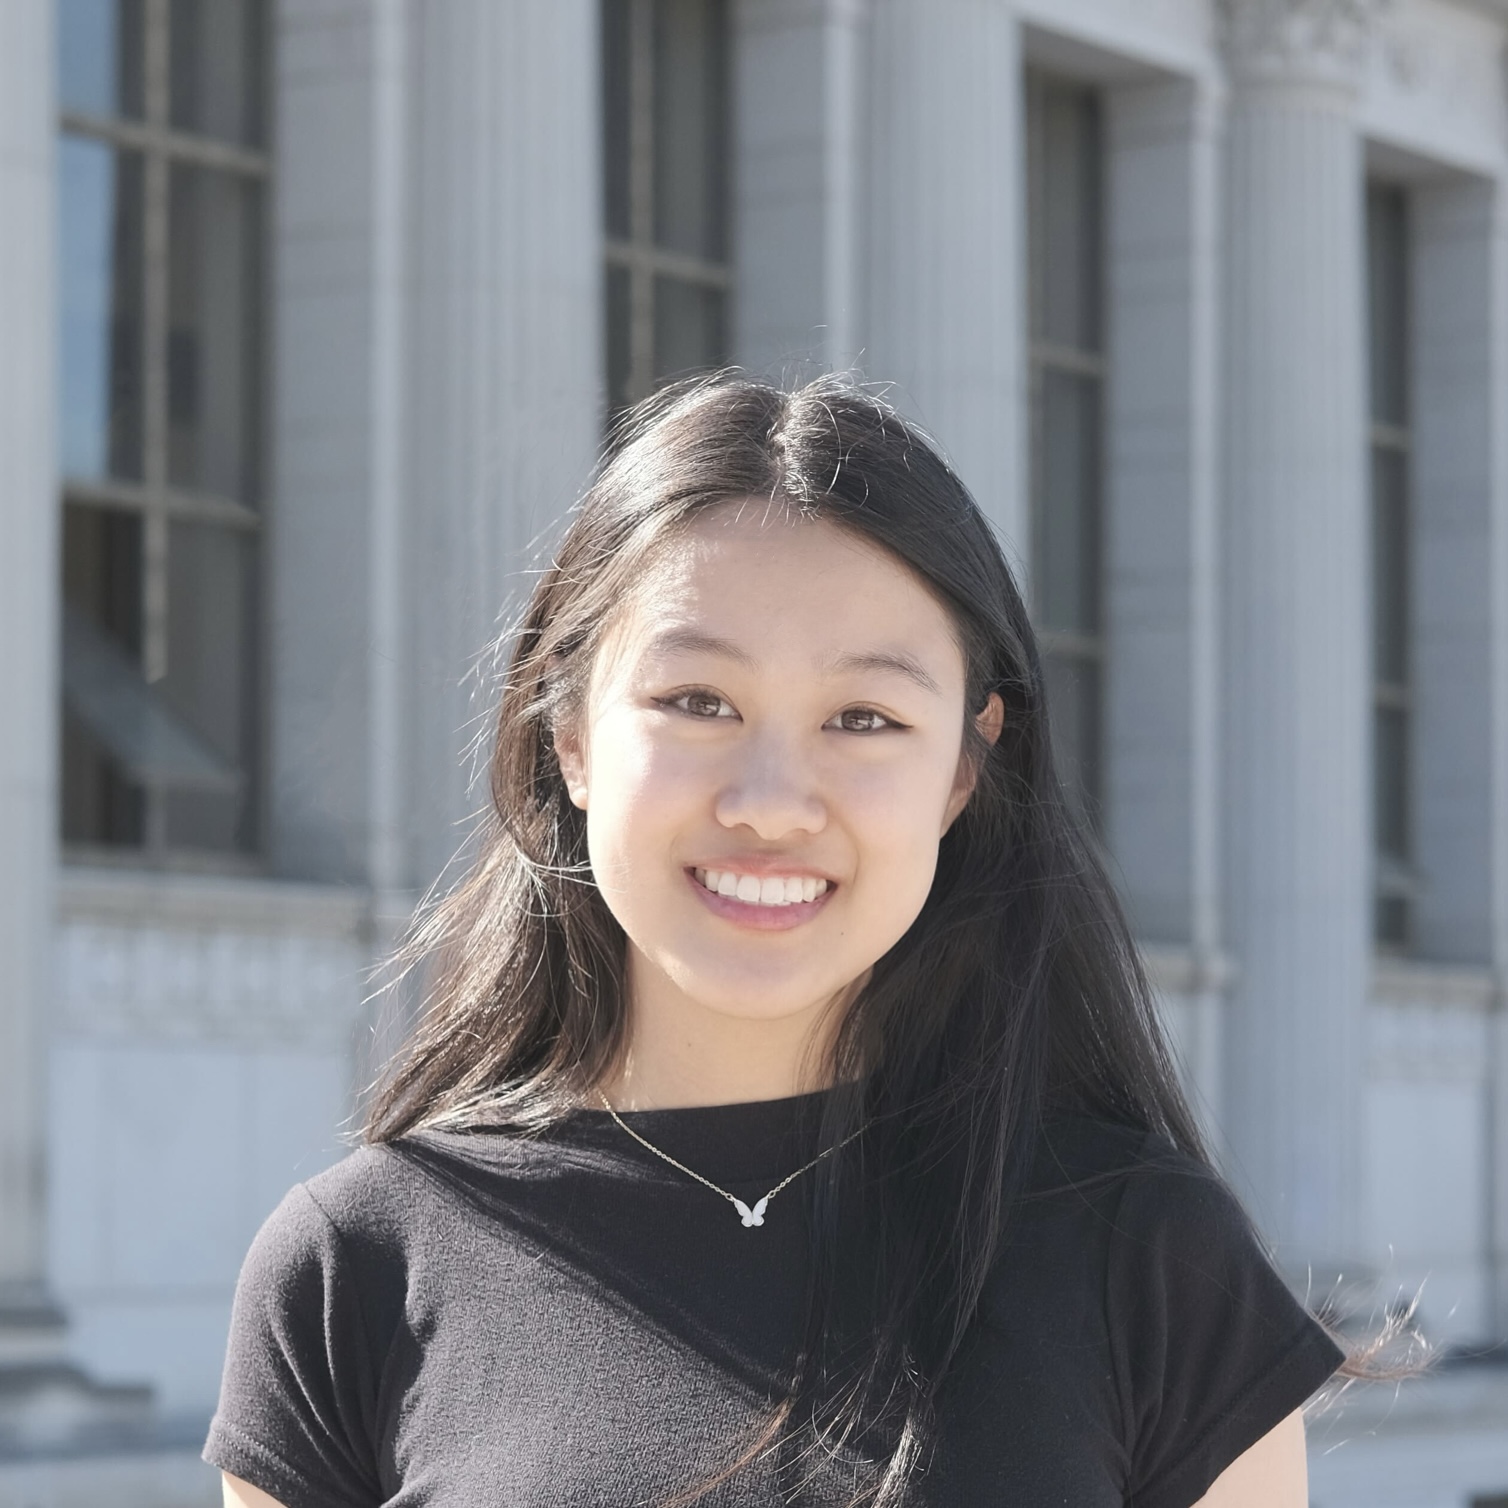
597, 1091, 861, 1227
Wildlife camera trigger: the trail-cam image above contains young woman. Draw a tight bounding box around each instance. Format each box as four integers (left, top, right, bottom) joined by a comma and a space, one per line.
206, 374, 1346, 1507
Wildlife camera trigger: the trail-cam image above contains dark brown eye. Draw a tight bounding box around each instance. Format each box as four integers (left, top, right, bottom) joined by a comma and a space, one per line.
677, 690, 727, 718
835, 708, 889, 733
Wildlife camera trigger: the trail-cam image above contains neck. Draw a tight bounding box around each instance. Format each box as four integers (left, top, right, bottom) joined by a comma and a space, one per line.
601, 949, 859, 1110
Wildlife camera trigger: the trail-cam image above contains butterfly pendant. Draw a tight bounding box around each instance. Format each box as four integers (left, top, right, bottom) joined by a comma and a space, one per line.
733, 1196, 769, 1227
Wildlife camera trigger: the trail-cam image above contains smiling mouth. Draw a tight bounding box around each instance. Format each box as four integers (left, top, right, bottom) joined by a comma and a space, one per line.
692, 867, 831, 907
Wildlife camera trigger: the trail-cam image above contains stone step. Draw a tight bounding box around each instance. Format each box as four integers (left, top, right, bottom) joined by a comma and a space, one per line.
0, 1364, 153, 1457
0, 1444, 217, 1508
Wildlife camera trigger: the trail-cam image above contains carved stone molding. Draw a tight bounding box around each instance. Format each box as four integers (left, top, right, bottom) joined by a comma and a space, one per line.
1368, 1001, 1492, 1083
1217, 0, 1389, 89
56, 919, 368, 1050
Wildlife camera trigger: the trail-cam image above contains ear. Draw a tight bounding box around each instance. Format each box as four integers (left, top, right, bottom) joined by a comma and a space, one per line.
553, 722, 590, 810
941, 692, 1005, 834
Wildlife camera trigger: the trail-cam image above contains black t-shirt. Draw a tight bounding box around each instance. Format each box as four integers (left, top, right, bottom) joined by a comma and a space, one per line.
204, 1093, 1343, 1507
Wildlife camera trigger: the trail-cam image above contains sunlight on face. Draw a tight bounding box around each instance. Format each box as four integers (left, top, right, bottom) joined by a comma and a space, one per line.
556, 501, 998, 1042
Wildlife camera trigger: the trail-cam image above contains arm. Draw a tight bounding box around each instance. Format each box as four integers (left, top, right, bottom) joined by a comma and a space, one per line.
222, 1471, 292, 1508
1191, 1408, 1308, 1508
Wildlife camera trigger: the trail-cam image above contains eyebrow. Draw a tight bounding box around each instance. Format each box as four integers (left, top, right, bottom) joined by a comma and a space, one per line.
643, 628, 943, 696
825, 649, 942, 695
645, 628, 760, 670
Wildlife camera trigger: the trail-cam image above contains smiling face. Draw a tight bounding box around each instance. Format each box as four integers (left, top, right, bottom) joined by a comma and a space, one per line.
554, 500, 1003, 1093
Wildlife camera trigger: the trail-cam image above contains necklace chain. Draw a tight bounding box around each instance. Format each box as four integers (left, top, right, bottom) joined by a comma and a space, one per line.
596, 1090, 860, 1227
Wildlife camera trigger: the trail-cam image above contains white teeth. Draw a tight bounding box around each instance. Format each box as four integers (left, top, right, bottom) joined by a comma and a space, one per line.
696, 868, 831, 907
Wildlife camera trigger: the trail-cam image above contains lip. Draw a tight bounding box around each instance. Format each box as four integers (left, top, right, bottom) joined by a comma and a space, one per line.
690, 856, 839, 883
685, 867, 837, 932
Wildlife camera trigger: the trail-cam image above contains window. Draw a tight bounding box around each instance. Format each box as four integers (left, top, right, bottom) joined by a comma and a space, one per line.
1366, 184, 1413, 950
1026, 74, 1106, 830
602, 0, 731, 418
57, 0, 268, 861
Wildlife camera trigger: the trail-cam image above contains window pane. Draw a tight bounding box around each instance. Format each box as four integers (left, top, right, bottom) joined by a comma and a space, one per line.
1367, 183, 1412, 949
1367, 186, 1408, 427
59, 136, 144, 483
166, 163, 263, 502
1375, 704, 1409, 863
1033, 81, 1102, 352
1035, 368, 1101, 636
602, 0, 631, 240
169, 0, 268, 147
161, 522, 256, 851
1372, 446, 1409, 686
62, 708, 146, 845
63, 502, 143, 661
606, 263, 633, 414
58, 0, 144, 119
1375, 895, 1410, 951
654, 276, 724, 382
653, 0, 727, 260
60, 503, 145, 846
1043, 649, 1101, 829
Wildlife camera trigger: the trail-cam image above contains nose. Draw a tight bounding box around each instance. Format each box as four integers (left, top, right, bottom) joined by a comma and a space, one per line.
712, 729, 827, 840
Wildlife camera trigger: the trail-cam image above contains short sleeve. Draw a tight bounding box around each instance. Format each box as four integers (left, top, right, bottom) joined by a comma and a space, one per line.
203, 1182, 383, 1508
1109, 1138, 1345, 1508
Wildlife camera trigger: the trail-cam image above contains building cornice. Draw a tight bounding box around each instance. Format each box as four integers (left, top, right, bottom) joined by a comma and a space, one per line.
57, 864, 370, 938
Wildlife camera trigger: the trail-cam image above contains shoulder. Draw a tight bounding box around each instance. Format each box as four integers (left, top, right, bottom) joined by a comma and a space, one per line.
234, 1144, 424, 1333
1028, 1113, 1209, 1188
296, 1141, 420, 1239
981, 1116, 1215, 1335
1027, 1113, 1167, 1187
1018, 1115, 1295, 1318
211, 1147, 414, 1505
1008, 1117, 1344, 1503
243, 1126, 562, 1293
993, 1114, 1329, 1369
1011, 1114, 1228, 1240
250, 1144, 410, 1256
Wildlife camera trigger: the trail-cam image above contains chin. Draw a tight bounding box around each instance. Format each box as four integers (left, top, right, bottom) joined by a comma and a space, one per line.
676, 967, 855, 1025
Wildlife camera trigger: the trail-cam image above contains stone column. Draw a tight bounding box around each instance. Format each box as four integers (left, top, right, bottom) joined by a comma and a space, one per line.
1103, 78, 1226, 1124
269, 0, 421, 1108
1409, 180, 1503, 967
0, 0, 65, 1359
1218, 0, 1377, 1278
405, 1, 602, 893
732, 0, 868, 378
270, 0, 412, 893
1406, 185, 1508, 1339
1422, 184, 1508, 1340
863, 0, 1028, 561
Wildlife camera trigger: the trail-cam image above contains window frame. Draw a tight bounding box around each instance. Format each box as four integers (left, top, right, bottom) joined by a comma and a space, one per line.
1365, 179, 1417, 953
58, 0, 272, 869
602, 0, 732, 415
1025, 68, 1109, 832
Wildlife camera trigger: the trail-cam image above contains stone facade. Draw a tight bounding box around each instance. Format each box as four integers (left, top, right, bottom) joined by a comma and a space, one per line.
3, 0, 1508, 1503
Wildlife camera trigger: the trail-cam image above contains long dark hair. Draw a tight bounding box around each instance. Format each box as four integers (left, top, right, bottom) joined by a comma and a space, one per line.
364, 372, 1223, 1499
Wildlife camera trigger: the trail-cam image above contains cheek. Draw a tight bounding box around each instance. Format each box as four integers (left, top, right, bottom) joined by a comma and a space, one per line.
581, 717, 703, 879
841, 743, 958, 849
838, 751, 956, 909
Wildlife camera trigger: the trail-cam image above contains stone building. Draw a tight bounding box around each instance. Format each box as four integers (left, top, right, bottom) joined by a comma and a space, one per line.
1, 0, 1507, 1503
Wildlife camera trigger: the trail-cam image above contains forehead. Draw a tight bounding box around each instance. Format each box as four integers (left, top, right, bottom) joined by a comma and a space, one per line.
596, 500, 966, 681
